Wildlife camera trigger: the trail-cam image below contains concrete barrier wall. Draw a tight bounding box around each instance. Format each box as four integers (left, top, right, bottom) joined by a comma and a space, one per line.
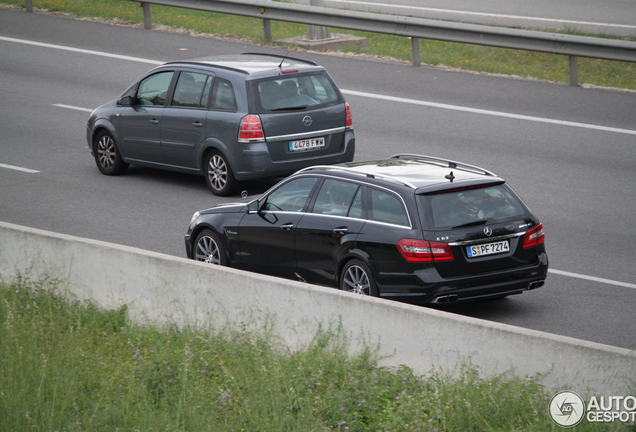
1, 221, 634, 395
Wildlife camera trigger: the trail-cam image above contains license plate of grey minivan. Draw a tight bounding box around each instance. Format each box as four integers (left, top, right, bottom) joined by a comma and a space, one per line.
467, 240, 509, 258
289, 137, 325, 152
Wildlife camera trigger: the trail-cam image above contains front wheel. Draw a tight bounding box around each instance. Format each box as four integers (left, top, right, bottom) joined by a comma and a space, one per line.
193, 229, 228, 266
204, 151, 236, 196
94, 130, 128, 175
339, 259, 378, 296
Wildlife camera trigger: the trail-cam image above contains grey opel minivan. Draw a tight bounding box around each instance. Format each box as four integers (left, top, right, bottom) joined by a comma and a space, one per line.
86, 53, 355, 196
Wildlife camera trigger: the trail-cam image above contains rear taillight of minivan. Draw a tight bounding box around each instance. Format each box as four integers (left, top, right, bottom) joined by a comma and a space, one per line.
522, 223, 545, 248
238, 114, 264, 142
397, 239, 454, 262
345, 103, 353, 130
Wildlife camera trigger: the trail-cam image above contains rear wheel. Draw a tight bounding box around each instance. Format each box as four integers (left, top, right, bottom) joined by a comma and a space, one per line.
204, 150, 236, 196
94, 130, 128, 175
193, 229, 228, 266
340, 259, 378, 296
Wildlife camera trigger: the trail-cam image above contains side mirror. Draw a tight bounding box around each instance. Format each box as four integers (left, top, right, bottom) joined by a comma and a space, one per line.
118, 96, 133, 107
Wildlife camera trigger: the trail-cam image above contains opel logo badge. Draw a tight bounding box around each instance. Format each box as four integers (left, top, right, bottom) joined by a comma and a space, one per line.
484, 227, 492, 236
302, 115, 313, 126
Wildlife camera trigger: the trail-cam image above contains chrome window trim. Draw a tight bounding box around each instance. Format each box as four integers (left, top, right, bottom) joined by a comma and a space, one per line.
268, 127, 345, 142
449, 232, 525, 246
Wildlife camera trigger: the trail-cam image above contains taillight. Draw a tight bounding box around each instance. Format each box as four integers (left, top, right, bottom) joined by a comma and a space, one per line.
523, 223, 545, 249
238, 114, 264, 142
345, 102, 353, 129
397, 239, 454, 262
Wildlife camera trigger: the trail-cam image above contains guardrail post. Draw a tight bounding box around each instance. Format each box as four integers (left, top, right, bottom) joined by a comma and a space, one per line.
411, 37, 421, 67
25, 0, 32, 12
263, 18, 272, 42
569, 55, 579, 86
142, 2, 152, 29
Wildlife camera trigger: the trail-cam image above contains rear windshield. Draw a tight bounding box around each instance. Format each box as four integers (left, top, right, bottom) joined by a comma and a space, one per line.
418, 184, 531, 230
249, 72, 341, 112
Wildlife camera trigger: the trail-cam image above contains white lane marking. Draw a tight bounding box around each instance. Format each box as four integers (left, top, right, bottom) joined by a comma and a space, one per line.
341, 89, 636, 136
0, 163, 40, 173
52, 104, 94, 113
5, 36, 636, 136
327, 0, 636, 31
0, 36, 162, 65
6, 36, 636, 289
549, 269, 636, 290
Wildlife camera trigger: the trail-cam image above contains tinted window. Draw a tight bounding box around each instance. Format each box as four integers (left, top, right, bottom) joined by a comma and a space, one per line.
210, 78, 237, 111
171, 72, 210, 108
311, 179, 359, 216
135, 71, 174, 106
369, 188, 409, 226
262, 177, 318, 212
422, 184, 529, 229
255, 73, 339, 111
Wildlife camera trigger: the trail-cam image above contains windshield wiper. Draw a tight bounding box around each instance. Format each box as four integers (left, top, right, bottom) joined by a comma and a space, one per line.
271, 105, 308, 111
452, 219, 488, 229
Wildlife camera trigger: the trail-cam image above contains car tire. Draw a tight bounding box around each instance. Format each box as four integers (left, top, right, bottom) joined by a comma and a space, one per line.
94, 130, 128, 175
340, 259, 378, 296
193, 229, 228, 266
204, 150, 236, 196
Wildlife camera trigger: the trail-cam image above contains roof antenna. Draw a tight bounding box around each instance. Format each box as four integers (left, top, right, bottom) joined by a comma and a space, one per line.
445, 171, 455, 182
278, 47, 293, 70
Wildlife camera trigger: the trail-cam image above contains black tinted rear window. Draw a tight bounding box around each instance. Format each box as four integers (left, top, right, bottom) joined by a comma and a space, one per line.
250, 72, 341, 112
418, 184, 530, 230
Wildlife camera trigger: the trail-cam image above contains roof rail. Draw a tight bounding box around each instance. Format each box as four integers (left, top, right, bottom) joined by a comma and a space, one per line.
296, 165, 418, 189
240, 52, 318, 66
391, 154, 497, 177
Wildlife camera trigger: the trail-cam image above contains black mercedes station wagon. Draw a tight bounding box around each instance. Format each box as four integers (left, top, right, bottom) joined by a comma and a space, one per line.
185, 154, 548, 304
86, 53, 354, 196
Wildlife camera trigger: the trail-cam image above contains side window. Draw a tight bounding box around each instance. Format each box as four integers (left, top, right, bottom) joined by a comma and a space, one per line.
171, 72, 210, 108
262, 177, 318, 212
135, 71, 174, 106
369, 188, 409, 226
311, 179, 359, 216
210, 79, 237, 111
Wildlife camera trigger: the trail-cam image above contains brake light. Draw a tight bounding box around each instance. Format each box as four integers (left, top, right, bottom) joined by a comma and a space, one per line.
345, 102, 353, 129
281, 69, 299, 74
523, 223, 545, 249
238, 115, 264, 142
397, 239, 454, 262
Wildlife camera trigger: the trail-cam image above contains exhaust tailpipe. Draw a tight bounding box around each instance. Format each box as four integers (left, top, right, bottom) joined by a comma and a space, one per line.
432, 294, 459, 304
528, 280, 545, 290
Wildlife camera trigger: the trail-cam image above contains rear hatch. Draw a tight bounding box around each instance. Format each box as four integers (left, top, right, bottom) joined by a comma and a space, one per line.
248, 72, 349, 161
417, 183, 543, 278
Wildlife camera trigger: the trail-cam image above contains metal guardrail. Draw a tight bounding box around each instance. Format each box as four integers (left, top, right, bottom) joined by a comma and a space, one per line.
25, 0, 636, 86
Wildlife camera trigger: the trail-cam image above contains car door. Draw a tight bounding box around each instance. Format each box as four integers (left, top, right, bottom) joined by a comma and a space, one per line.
161, 71, 214, 170
118, 70, 174, 164
237, 176, 319, 279
295, 179, 366, 286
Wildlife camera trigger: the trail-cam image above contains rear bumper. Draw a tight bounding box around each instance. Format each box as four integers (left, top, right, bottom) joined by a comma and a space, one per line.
232, 130, 355, 181
377, 252, 549, 304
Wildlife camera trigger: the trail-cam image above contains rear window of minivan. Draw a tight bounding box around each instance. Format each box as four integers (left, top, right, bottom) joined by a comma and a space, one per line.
250, 73, 341, 112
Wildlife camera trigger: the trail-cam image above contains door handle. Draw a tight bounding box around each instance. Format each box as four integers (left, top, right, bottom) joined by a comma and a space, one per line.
281, 223, 294, 231
149, 119, 159, 125
193, 121, 203, 128
333, 227, 348, 235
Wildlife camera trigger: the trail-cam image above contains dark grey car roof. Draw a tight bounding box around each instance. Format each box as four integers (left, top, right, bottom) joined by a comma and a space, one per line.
298, 154, 505, 194
163, 53, 325, 78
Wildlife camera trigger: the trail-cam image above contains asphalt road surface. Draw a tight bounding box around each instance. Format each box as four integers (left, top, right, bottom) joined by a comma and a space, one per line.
302, 0, 636, 37
1, 7, 635, 350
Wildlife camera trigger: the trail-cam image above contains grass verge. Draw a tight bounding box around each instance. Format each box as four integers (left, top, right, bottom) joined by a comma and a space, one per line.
0, 275, 629, 431
2, 0, 635, 90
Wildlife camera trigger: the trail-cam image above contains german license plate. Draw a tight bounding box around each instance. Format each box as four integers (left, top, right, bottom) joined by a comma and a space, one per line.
289, 137, 325, 152
467, 240, 510, 258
